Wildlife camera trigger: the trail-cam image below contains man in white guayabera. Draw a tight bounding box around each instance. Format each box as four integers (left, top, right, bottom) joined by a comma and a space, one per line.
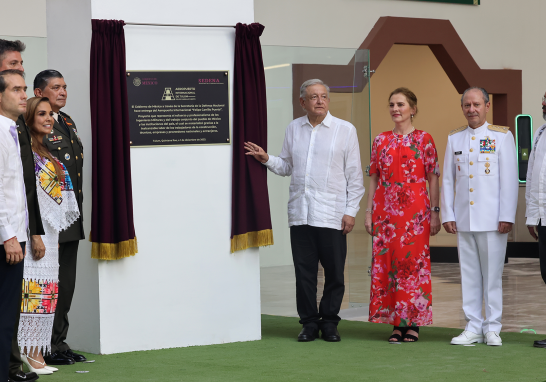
0, 69, 28, 382
524, 90, 546, 349
245, 79, 365, 343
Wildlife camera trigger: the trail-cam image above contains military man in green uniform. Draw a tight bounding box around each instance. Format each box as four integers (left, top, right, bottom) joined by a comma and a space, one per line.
34, 70, 87, 365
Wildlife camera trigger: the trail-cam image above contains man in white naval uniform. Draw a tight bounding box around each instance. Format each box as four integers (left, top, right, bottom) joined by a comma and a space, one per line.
441, 87, 518, 346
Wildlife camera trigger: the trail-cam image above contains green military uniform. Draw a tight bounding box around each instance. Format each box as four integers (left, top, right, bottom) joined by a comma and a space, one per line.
44, 111, 84, 242
43, 110, 84, 353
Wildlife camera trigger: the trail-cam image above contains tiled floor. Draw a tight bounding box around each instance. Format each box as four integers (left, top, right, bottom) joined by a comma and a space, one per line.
260, 258, 546, 334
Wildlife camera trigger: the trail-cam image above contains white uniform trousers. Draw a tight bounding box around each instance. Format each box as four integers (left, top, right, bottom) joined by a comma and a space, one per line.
456, 231, 508, 334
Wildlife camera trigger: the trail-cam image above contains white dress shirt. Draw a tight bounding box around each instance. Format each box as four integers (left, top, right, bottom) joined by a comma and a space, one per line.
265, 112, 365, 230
441, 121, 518, 231
525, 123, 546, 226
0, 114, 28, 243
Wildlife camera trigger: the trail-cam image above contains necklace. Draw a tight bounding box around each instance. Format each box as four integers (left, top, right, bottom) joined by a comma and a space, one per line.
392, 126, 415, 138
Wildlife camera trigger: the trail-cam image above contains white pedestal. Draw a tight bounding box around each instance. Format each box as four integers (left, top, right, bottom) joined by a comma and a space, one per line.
46, 0, 259, 354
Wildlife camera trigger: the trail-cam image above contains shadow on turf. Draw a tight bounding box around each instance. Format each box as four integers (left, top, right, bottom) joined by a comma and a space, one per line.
261, 315, 465, 344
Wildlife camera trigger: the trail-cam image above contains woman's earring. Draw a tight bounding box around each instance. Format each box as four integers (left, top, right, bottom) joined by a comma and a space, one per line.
411, 114, 414, 120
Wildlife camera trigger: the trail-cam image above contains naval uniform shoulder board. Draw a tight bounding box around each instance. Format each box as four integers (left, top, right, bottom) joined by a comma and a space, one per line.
488, 125, 509, 134
449, 125, 467, 136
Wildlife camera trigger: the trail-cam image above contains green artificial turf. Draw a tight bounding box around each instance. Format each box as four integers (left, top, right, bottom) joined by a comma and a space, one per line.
37, 315, 546, 382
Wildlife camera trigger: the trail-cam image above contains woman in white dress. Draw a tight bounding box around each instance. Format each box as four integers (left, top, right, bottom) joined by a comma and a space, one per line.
17, 97, 79, 374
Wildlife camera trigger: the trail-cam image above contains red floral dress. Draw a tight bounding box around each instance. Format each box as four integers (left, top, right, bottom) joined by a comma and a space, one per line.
368, 130, 440, 327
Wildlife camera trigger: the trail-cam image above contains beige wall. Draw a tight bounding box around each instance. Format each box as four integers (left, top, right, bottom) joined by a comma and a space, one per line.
0, 0, 48, 98
255, 0, 546, 128
256, 0, 541, 248
0, 1, 47, 37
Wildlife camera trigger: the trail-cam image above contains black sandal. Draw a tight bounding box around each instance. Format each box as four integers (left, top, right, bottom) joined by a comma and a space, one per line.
403, 326, 420, 342
388, 326, 407, 342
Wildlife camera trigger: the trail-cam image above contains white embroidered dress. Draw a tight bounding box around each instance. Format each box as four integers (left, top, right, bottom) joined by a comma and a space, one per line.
18, 153, 79, 354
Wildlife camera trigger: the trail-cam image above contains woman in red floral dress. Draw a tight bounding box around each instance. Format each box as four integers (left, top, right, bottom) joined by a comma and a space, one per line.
365, 88, 441, 342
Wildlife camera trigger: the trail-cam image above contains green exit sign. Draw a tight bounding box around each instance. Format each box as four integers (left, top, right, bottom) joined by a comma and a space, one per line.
412, 0, 479, 4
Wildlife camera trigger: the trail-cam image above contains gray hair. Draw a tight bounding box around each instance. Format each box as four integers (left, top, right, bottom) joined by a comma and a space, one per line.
461, 87, 490, 104
300, 79, 330, 99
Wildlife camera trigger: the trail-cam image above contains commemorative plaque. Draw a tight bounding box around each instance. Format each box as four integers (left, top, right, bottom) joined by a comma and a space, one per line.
126, 71, 230, 147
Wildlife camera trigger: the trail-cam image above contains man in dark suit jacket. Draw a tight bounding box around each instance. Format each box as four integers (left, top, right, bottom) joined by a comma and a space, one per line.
0, 40, 42, 382
33, 70, 86, 365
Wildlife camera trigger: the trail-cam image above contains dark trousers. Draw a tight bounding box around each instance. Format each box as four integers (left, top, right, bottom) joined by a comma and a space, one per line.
9, 306, 22, 374
537, 223, 546, 285
51, 241, 79, 353
0, 243, 25, 381
290, 225, 347, 328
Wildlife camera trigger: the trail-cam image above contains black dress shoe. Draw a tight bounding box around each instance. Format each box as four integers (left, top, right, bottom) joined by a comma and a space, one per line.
8, 370, 38, 382
533, 338, 546, 348
297, 326, 319, 342
43, 351, 75, 365
321, 324, 341, 342
61, 349, 87, 362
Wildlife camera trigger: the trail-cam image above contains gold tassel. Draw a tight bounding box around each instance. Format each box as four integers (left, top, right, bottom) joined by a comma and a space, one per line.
230, 229, 274, 253
90, 236, 138, 260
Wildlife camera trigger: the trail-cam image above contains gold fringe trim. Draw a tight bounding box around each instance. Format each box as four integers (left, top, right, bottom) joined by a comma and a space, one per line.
91, 236, 138, 261
231, 229, 274, 253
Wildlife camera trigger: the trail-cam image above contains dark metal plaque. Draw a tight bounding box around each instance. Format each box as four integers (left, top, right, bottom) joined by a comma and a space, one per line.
126, 71, 230, 147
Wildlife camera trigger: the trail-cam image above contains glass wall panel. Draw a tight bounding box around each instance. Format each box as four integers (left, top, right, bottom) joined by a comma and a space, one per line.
260, 46, 371, 316
347, 49, 372, 308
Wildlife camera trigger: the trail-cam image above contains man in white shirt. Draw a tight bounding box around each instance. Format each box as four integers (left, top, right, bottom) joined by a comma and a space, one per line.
245, 79, 365, 342
441, 87, 518, 346
0, 69, 29, 381
1, 39, 44, 382
525, 91, 546, 349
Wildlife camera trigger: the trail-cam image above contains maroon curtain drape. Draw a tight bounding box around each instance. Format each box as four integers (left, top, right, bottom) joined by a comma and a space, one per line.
90, 19, 137, 260
230, 23, 273, 253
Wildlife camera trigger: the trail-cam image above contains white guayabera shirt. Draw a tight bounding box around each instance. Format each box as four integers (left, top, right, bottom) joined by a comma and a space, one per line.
0, 114, 27, 243
264, 112, 365, 230
525, 123, 546, 226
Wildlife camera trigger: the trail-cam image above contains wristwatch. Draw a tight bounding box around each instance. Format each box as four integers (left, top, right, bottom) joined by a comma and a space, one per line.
432, 207, 440, 212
